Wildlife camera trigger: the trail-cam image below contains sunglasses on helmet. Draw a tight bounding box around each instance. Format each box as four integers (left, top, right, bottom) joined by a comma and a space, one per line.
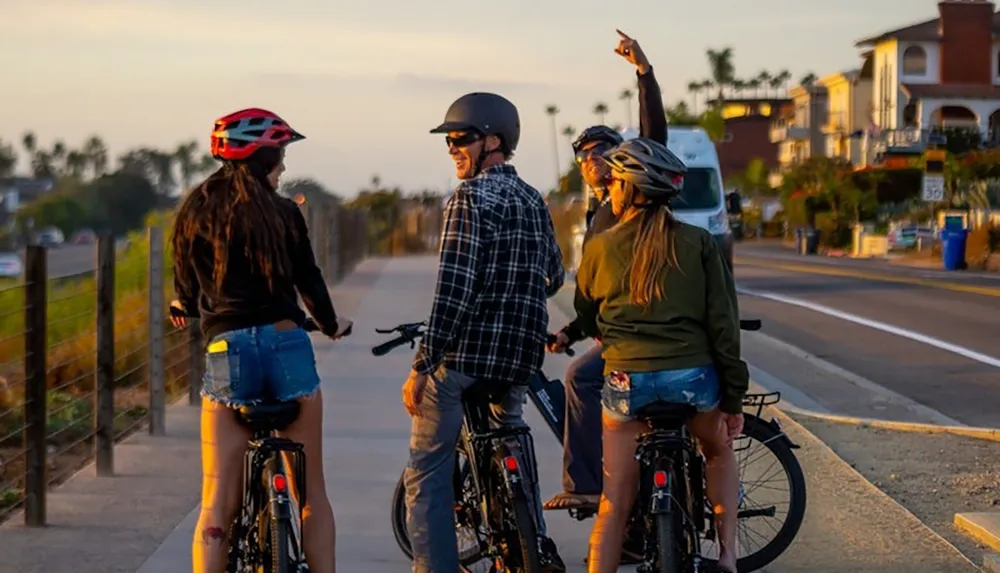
445, 131, 484, 148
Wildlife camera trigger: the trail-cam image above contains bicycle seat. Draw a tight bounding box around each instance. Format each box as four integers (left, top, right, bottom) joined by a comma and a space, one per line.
634, 402, 697, 424
236, 401, 301, 433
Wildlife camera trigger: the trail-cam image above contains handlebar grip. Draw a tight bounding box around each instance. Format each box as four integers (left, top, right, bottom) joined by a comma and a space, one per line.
372, 336, 408, 356
739, 319, 762, 331
303, 318, 319, 332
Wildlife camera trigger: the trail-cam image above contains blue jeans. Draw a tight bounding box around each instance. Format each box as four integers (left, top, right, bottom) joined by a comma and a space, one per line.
201, 324, 321, 406
562, 345, 605, 494
602, 365, 720, 421
404, 366, 546, 573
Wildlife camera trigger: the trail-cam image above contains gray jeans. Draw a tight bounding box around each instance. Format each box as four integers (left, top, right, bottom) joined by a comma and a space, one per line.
403, 366, 546, 573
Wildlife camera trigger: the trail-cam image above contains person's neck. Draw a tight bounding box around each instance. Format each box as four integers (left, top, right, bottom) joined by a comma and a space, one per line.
479, 153, 506, 171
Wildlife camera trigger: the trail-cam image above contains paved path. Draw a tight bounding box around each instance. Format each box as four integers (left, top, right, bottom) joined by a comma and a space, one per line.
0, 257, 979, 572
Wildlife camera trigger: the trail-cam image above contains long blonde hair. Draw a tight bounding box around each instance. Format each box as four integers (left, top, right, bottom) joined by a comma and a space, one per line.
619, 182, 680, 310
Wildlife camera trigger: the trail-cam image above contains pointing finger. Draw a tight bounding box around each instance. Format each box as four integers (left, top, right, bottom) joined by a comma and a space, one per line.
616, 28, 631, 40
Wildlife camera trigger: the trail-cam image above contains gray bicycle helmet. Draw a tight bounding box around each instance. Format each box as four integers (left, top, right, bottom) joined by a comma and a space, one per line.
601, 137, 687, 201
572, 125, 623, 154
430, 92, 520, 151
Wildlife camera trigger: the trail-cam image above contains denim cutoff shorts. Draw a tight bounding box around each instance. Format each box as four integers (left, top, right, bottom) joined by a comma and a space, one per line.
202, 324, 321, 407
601, 365, 720, 422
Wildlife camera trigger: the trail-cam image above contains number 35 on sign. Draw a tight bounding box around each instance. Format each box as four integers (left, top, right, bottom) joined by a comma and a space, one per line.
922, 174, 945, 202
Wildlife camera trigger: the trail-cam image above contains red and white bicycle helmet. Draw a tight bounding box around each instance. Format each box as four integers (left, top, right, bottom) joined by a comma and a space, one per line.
210, 108, 305, 161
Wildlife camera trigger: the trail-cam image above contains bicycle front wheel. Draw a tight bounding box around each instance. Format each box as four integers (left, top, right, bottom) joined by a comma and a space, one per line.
269, 517, 291, 573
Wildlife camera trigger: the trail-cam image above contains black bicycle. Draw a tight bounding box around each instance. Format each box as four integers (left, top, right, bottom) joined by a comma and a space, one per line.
375, 322, 545, 573
172, 308, 340, 573
527, 319, 806, 573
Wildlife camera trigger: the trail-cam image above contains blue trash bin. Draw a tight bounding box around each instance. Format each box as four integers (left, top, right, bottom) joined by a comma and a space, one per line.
941, 229, 968, 270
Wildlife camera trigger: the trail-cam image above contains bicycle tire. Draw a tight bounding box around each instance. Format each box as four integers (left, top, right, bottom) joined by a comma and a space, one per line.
390, 449, 489, 568
270, 515, 291, 573
735, 415, 807, 573
492, 445, 542, 573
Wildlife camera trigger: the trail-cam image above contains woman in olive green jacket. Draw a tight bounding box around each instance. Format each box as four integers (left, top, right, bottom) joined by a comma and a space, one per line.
564, 137, 749, 573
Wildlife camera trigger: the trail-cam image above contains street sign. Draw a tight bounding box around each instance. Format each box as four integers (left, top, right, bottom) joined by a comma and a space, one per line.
922, 174, 945, 202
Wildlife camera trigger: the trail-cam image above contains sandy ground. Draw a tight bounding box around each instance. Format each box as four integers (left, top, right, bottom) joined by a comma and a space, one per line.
787, 413, 1000, 566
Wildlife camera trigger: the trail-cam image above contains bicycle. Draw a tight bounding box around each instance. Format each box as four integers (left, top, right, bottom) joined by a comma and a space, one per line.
374, 321, 548, 573
171, 308, 342, 573
388, 318, 807, 573
537, 319, 806, 573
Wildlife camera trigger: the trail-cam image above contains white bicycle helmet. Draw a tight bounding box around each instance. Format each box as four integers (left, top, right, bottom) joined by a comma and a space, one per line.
601, 137, 686, 202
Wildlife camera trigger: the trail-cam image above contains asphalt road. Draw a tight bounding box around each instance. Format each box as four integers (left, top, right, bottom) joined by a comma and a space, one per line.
733, 241, 1000, 428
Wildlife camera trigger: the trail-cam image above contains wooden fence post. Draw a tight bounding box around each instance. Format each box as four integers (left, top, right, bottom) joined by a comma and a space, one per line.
23, 245, 47, 527
94, 233, 115, 476
147, 227, 165, 436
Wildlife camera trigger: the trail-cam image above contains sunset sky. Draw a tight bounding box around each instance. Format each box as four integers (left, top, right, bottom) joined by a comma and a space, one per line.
0, 0, 938, 195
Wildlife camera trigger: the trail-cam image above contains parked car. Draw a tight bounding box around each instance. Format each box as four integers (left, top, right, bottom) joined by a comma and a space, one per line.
0, 253, 23, 278
71, 229, 97, 245
35, 226, 65, 247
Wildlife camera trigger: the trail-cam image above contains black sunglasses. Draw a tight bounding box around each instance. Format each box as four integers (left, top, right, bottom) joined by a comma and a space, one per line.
575, 142, 614, 164
445, 131, 484, 148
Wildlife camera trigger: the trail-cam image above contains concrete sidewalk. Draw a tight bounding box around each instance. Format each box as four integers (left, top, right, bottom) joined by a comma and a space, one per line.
0, 256, 981, 573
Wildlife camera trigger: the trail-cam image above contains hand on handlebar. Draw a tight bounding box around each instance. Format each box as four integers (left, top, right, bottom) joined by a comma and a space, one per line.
546, 331, 571, 354
168, 300, 188, 329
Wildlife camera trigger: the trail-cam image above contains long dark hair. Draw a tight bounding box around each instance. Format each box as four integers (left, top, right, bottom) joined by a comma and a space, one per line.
171, 147, 294, 292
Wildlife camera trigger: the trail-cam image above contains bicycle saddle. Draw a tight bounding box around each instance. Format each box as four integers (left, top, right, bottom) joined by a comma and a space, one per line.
236, 401, 301, 433
634, 402, 697, 425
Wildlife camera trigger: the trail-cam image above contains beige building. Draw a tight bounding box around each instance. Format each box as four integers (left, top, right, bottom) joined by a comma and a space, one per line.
818, 69, 873, 165
768, 83, 829, 186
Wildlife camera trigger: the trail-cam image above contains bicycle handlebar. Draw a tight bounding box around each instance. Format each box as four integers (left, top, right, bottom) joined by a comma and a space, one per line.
370, 322, 574, 357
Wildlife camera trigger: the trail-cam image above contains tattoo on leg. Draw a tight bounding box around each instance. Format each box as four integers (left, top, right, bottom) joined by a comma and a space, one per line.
201, 526, 226, 544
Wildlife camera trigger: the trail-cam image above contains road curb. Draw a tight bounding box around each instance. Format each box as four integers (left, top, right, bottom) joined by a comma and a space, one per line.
778, 406, 1000, 443
954, 513, 1000, 554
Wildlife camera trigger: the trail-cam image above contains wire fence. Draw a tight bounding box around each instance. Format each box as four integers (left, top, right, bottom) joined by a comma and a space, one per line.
0, 200, 366, 525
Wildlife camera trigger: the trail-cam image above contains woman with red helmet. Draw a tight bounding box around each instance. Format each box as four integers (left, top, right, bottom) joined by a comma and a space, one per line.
170, 108, 351, 573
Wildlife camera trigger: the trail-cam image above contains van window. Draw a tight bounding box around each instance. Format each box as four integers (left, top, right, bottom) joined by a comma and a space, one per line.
672, 167, 722, 211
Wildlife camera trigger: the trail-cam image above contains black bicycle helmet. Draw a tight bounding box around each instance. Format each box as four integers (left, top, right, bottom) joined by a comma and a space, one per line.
601, 137, 687, 202
572, 125, 623, 155
430, 92, 520, 151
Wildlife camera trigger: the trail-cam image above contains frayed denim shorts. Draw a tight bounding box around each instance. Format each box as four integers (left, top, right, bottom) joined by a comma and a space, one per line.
602, 365, 720, 422
201, 324, 321, 407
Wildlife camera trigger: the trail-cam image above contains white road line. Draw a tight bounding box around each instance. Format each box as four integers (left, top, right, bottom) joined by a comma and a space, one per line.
737, 286, 1000, 369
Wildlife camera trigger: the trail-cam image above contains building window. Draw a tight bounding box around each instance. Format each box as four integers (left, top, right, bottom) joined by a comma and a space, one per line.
902, 45, 928, 76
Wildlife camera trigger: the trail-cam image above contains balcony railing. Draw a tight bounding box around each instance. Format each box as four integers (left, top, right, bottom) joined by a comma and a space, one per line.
868, 126, 991, 157
769, 123, 810, 143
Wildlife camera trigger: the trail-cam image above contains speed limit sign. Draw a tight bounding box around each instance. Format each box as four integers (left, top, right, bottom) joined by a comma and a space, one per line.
922, 174, 945, 202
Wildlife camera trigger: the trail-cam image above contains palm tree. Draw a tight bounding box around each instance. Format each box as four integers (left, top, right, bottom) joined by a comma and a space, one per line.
0, 139, 18, 178
593, 102, 609, 125
769, 75, 784, 98
174, 140, 199, 190
706, 47, 735, 104
83, 135, 109, 178
561, 125, 576, 152
746, 78, 762, 99
22, 131, 36, 157
732, 79, 748, 98
545, 105, 561, 188
196, 153, 218, 176
800, 72, 818, 88
30, 151, 54, 179
699, 80, 715, 108
65, 150, 88, 179
619, 88, 635, 129
687, 81, 704, 114
776, 70, 792, 95
756, 71, 772, 98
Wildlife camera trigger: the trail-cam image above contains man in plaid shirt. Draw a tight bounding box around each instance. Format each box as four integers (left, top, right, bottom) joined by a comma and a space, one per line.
401, 92, 567, 573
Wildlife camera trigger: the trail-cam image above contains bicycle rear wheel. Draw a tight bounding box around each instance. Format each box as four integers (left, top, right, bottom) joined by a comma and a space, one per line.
490, 444, 541, 573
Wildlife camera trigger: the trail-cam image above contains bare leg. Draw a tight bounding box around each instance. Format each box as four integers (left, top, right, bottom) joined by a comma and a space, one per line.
193, 399, 251, 573
587, 413, 645, 573
688, 409, 739, 573
280, 391, 336, 573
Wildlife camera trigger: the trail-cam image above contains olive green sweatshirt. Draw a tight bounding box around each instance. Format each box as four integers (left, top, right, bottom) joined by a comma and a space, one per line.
573, 218, 749, 414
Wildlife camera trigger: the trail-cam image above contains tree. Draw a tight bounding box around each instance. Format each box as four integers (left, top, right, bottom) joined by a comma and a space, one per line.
0, 139, 17, 178
545, 105, 561, 189
776, 70, 792, 95
706, 47, 735, 103
174, 140, 200, 191
746, 78, 761, 99
593, 102, 609, 125
619, 88, 634, 129
82, 135, 109, 178
561, 125, 576, 151
800, 72, 818, 88
699, 108, 726, 143
65, 150, 88, 179
687, 81, 704, 114
729, 157, 772, 197
666, 101, 700, 126
756, 70, 772, 98
82, 172, 160, 235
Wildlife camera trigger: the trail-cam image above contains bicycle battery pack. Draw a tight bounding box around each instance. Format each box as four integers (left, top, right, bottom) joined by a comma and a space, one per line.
526, 371, 565, 440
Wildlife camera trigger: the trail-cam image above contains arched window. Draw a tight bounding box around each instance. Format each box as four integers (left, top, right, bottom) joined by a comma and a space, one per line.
902, 45, 928, 76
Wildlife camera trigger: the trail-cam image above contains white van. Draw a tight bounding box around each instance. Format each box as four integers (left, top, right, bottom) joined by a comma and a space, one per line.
621, 126, 733, 265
